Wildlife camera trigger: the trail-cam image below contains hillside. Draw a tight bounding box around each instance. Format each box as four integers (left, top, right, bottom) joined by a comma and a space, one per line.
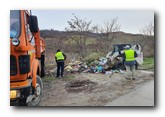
40, 30, 154, 64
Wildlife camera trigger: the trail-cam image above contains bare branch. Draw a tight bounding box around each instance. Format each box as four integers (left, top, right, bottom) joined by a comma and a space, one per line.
94, 17, 121, 53
140, 22, 154, 48
65, 14, 94, 59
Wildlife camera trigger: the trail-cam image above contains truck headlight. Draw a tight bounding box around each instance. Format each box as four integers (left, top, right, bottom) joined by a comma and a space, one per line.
12, 38, 20, 46
10, 90, 21, 99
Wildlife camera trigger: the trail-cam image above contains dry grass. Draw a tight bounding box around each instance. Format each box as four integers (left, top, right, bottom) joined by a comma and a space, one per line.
44, 32, 154, 66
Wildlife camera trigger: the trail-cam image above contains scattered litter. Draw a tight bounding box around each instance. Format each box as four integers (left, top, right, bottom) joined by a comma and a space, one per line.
64, 57, 126, 75
99, 57, 107, 65
46, 44, 143, 79
65, 65, 72, 72
119, 69, 126, 74
112, 70, 119, 73
64, 60, 87, 73
105, 71, 113, 75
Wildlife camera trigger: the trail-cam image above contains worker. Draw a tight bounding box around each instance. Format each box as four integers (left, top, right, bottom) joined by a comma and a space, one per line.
55, 49, 66, 78
123, 45, 137, 80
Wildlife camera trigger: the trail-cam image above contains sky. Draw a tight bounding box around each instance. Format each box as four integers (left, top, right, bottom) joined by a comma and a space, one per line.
32, 10, 154, 34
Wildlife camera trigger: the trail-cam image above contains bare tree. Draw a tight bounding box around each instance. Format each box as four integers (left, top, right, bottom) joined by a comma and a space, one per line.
65, 14, 93, 60
140, 23, 154, 48
93, 17, 121, 53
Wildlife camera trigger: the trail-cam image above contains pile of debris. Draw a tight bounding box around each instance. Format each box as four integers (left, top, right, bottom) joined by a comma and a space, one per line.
65, 61, 88, 73
64, 56, 123, 75
45, 58, 126, 77
46, 44, 143, 77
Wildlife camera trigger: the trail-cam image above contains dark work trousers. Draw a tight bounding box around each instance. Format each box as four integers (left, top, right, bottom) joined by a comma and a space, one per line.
56, 61, 64, 78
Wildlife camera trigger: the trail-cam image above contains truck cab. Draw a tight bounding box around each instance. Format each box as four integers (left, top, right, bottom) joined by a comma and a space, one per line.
10, 10, 45, 106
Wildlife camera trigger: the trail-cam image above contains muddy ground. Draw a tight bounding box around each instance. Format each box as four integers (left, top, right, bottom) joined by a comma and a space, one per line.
38, 70, 154, 106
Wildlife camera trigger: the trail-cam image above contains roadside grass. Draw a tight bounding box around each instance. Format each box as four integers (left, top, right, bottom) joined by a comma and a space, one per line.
42, 76, 55, 82
140, 56, 154, 70
45, 63, 55, 68
63, 74, 76, 80
42, 74, 76, 82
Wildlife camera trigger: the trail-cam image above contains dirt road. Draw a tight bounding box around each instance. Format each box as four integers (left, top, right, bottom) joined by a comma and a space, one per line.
105, 80, 154, 106
38, 70, 154, 106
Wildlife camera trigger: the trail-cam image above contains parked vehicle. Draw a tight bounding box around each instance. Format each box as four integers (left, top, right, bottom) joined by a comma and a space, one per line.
10, 10, 45, 106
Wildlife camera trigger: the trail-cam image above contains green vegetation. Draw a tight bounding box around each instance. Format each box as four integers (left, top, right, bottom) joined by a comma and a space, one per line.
84, 52, 102, 64
140, 57, 154, 70
42, 74, 76, 82
45, 64, 55, 70
63, 74, 75, 80
42, 76, 55, 82
64, 37, 97, 45
85, 38, 97, 45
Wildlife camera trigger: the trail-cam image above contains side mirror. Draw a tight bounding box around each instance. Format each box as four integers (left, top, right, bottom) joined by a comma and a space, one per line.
29, 15, 39, 33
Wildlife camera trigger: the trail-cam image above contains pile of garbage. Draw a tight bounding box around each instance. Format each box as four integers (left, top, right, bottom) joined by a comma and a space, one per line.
64, 57, 124, 75
45, 57, 126, 77
65, 61, 88, 73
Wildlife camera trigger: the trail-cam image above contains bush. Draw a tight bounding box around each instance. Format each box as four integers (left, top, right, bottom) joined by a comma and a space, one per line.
140, 57, 154, 70
84, 52, 102, 64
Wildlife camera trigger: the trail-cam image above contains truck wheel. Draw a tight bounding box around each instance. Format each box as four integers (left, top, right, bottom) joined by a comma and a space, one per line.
28, 75, 43, 106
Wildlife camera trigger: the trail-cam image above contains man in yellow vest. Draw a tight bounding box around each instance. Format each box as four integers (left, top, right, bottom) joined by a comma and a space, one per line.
55, 49, 66, 78
124, 45, 137, 80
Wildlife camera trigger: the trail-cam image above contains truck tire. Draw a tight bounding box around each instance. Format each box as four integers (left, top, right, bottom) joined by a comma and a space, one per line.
28, 75, 43, 106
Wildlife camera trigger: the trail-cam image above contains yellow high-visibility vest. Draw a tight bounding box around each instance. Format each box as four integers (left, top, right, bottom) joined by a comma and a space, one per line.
55, 52, 64, 60
124, 49, 135, 62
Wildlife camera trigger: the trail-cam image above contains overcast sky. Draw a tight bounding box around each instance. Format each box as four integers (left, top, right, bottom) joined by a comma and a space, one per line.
32, 10, 154, 34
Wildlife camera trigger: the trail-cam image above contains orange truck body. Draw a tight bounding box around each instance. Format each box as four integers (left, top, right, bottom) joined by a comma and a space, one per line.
10, 10, 45, 106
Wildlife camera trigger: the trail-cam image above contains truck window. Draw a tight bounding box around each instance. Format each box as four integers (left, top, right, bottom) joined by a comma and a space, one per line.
10, 10, 21, 38
24, 12, 35, 45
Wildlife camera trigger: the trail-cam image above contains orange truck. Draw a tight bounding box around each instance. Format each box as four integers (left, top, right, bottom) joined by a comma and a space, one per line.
10, 10, 45, 106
